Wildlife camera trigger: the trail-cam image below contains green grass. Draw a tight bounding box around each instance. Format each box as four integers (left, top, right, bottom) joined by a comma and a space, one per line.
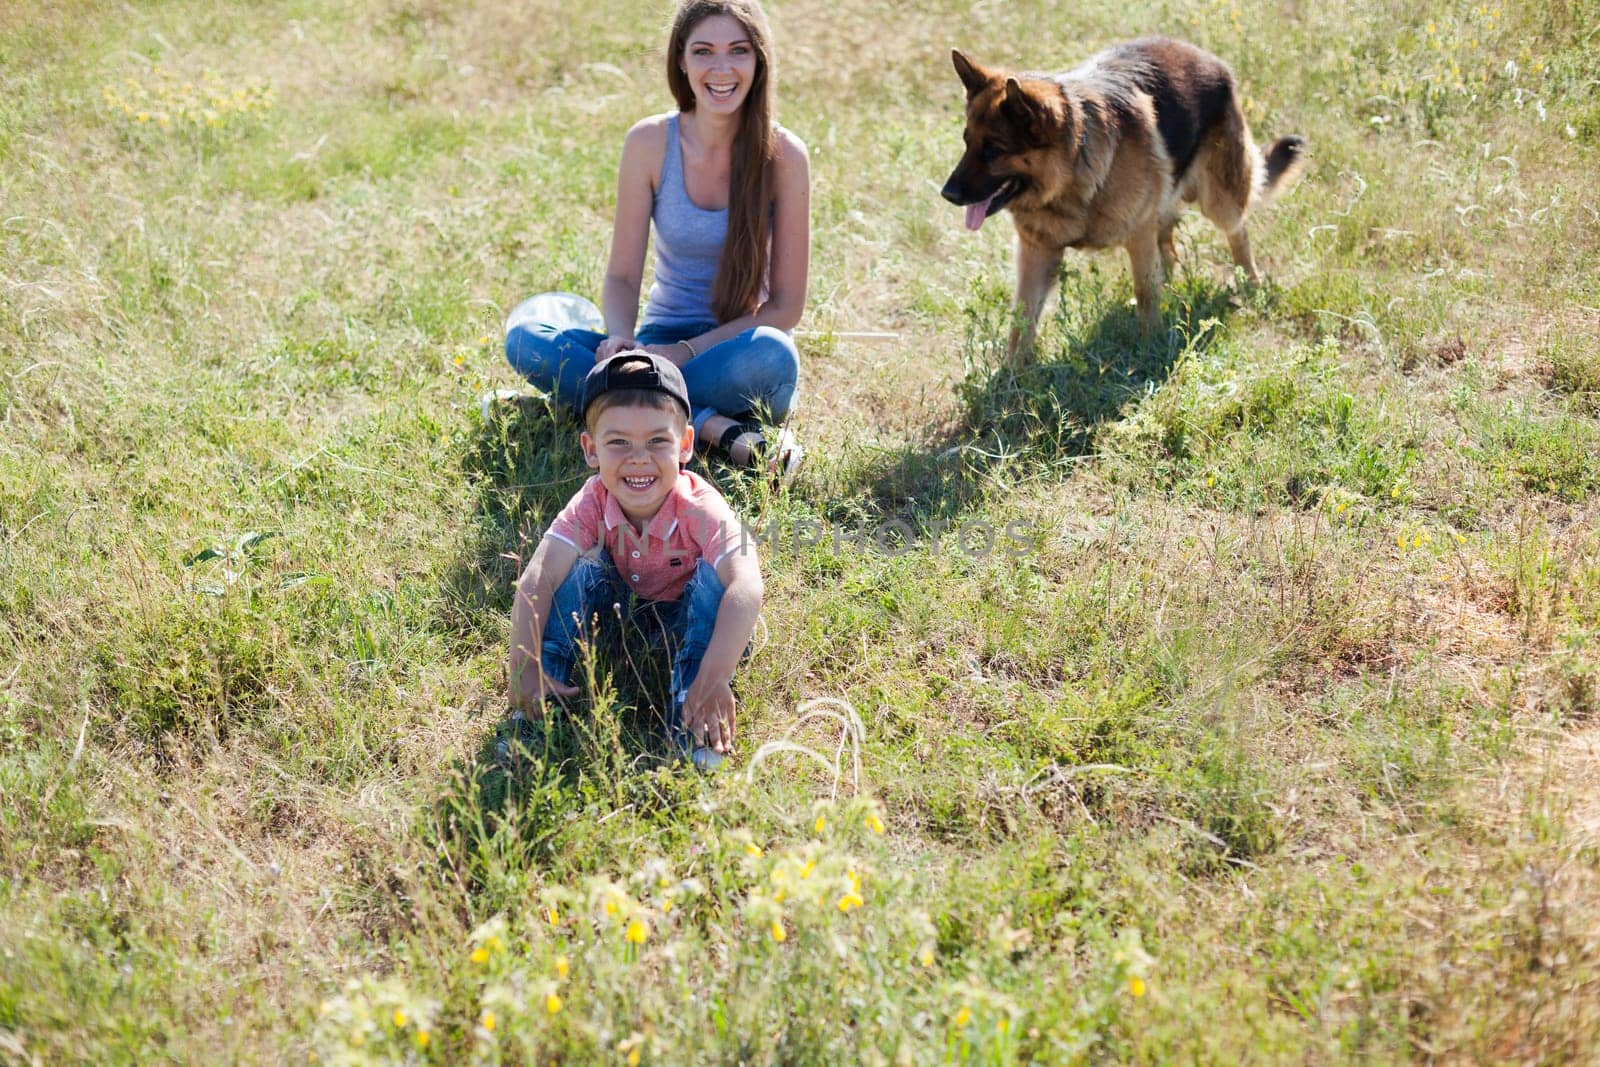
4, 0, 1600, 1062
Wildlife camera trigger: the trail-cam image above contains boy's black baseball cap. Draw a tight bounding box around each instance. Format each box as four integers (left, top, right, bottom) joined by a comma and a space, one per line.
580, 351, 692, 422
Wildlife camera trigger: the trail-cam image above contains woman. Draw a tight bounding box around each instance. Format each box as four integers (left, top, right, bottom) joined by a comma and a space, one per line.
505, 0, 809, 474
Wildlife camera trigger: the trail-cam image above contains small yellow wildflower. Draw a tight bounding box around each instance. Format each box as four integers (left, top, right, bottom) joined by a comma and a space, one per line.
954, 1005, 971, 1028
605, 899, 619, 917
864, 813, 885, 835
546, 907, 560, 926
546, 992, 563, 1014
814, 814, 826, 834
997, 1017, 1009, 1034
836, 892, 864, 912
415, 1030, 430, 1049
478, 335, 489, 345
453, 354, 466, 367
801, 860, 815, 880
392, 1009, 407, 1028
771, 919, 787, 943
745, 841, 764, 857
486, 935, 505, 953
920, 946, 934, 967
470, 947, 489, 965
556, 955, 570, 978
349, 1029, 365, 1048
1206, 474, 1216, 488
1396, 533, 1406, 549
628, 1049, 641, 1067
625, 918, 650, 944
481, 1010, 497, 1032
1129, 976, 1147, 998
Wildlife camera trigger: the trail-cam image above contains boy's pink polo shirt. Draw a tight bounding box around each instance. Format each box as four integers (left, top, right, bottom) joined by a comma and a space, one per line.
545, 471, 746, 602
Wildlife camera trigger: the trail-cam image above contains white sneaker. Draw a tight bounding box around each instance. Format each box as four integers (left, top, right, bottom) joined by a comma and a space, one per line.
668, 717, 727, 771
769, 427, 805, 485
689, 745, 726, 771
479, 388, 529, 421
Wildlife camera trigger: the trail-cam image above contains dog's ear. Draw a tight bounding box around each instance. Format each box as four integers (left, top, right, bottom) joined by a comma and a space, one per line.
952, 50, 990, 96
1001, 76, 1042, 130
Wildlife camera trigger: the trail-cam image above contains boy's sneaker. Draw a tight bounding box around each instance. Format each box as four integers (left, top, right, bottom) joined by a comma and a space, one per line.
688, 744, 726, 771
667, 717, 726, 771
494, 710, 546, 767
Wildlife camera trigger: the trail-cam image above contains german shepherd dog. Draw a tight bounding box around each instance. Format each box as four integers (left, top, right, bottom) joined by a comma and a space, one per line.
941, 37, 1307, 362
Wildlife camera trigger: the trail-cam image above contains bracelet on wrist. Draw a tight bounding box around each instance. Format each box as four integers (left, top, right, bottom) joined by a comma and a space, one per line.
677, 339, 697, 361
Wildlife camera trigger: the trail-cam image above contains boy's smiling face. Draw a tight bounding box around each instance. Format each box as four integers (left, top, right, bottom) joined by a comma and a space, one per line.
581, 403, 694, 527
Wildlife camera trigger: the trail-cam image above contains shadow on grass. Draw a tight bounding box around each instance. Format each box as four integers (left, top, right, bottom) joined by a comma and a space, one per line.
443, 395, 590, 637
426, 658, 701, 896
819, 267, 1238, 529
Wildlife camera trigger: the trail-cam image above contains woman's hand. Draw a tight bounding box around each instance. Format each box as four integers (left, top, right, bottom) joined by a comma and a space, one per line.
605, 341, 694, 366
595, 335, 639, 362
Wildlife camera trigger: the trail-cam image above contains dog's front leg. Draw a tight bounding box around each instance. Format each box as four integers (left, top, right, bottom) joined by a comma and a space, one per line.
1008, 237, 1063, 365
1226, 225, 1259, 282
1125, 226, 1165, 332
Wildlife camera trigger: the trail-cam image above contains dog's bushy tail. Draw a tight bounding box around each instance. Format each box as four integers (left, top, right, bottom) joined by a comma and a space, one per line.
1259, 136, 1308, 202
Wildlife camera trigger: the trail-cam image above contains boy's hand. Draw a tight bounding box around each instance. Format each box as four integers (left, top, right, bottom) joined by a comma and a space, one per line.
683, 676, 736, 754
510, 662, 580, 713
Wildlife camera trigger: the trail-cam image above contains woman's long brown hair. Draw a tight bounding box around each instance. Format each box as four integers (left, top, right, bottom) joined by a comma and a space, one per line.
665, 0, 775, 325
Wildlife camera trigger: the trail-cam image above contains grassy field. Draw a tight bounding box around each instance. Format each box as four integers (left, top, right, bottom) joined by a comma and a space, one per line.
3, 0, 1599, 1061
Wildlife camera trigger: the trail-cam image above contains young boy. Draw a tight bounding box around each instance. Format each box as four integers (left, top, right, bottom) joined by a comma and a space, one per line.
504, 352, 763, 769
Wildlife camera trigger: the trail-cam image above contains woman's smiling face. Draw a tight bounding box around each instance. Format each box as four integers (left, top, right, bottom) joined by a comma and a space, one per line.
682, 14, 758, 114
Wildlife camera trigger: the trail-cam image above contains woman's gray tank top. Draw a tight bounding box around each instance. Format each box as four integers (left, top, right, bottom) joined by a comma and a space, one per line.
642, 113, 726, 328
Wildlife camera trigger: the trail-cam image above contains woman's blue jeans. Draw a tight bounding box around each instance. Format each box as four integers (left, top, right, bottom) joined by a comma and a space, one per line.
541, 553, 726, 755
505, 317, 799, 437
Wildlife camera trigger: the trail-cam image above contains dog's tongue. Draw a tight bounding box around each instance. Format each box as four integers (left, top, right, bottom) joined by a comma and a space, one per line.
964, 190, 999, 231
